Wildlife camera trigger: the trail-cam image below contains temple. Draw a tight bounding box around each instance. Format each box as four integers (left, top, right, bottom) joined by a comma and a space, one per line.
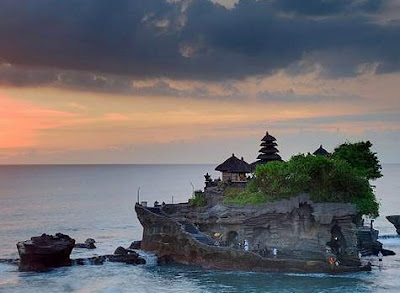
313, 145, 330, 156
215, 154, 251, 183
134, 130, 388, 274
213, 131, 282, 185
252, 131, 282, 168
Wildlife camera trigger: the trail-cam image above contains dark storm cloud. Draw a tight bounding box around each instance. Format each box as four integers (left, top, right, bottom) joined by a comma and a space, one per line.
273, 0, 383, 16
0, 0, 399, 86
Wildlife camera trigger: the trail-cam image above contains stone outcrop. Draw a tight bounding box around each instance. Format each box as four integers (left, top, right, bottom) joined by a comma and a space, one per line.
135, 196, 371, 273
165, 194, 359, 262
75, 238, 96, 249
108, 251, 146, 264
72, 244, 146, 266
72, 251, 146, 266
114, 246, 129, 255
129, 241, 141, 250
387, 215, 400, 234
13, 234, 145, 271
16, 233, 75, 271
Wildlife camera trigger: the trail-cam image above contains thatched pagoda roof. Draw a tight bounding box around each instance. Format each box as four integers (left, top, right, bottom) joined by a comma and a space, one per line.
260, 141, 277, 147
313, 145, 330, 156
259, 147, 279, 154
215, 154, 251, 173
256, 153, 282, 161
252, 131, 282, 168
261, 132, 277, 142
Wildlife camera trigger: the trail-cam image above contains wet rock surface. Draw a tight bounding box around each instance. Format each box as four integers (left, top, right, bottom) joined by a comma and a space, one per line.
16, 233, 75, 271
114, 246, 129, 255
108, 252, 146, 264
136, 196, 373, 273
387, 215, 400, 234
75, 238, 96, 249
111, 245, 146, 264
73, 246, 146, 266
13, 234, 145, 271
129, 240, 141, 250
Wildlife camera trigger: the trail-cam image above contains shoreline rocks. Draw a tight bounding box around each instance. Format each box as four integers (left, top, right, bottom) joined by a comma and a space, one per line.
387, 215, 400, 235
11, 234, 147, 272
129, 241, 141, 250
73, 245, 146, 266
75, 238, 96, 249
114, 246, 129, 255
16, 233, 75, 272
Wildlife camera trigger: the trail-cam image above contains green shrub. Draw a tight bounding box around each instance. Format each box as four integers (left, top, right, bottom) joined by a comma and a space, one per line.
223, 185, 266, 205
226, 153, 379, 217
188, 190, 207, 207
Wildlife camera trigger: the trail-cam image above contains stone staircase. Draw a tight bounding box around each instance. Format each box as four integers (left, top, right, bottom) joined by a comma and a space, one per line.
178, 220, 216, 246
357, 227, 381, 256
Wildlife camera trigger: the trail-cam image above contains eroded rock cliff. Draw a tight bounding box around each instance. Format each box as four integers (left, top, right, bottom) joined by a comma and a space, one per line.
136, 194, 370, 273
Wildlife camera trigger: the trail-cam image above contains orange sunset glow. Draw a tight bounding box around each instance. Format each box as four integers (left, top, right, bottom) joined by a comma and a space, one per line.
0, 0, 399, 164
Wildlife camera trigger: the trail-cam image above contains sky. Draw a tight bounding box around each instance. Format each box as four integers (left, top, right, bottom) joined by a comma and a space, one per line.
0, 0, 399, 164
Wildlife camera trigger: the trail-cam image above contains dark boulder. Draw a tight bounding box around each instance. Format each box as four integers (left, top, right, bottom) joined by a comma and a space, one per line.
75, 238, 96, 249
110, 245, 146, 264
16, 233, 75, 272
114, 246, 128, 255
387, 215, 400, 235
72, 253, 146, 266
108, 252, 146, 264
129, 241, 141, 250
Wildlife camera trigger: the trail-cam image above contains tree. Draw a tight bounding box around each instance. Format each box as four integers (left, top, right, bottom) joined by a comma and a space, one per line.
225, 154, 379, 217
332, 141, 382, 180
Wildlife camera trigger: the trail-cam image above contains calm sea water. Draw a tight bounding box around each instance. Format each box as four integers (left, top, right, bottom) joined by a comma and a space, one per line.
0, 164, 399, 293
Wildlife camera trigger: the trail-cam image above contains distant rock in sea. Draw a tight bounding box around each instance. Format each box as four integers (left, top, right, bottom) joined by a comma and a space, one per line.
16, 233, 75, 272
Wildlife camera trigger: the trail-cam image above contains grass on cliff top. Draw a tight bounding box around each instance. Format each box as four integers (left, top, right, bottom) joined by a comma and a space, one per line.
223, 179, 291, 205
188, 190, 207, 207
223, 187, 266, 205
223, 154, 379, 217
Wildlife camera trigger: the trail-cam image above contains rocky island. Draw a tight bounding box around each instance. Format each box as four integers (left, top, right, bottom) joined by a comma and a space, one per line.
136, 195, 369, 273
135, 132, 390, 273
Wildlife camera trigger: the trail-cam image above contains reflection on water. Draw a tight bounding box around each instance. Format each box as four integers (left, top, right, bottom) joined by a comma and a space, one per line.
0, 164, 399, 293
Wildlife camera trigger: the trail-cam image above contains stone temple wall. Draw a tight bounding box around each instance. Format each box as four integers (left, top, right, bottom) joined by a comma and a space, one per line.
168, 194, 359, 261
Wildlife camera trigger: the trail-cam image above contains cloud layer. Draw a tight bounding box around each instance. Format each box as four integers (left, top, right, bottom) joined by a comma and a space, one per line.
0, 0, 399, 86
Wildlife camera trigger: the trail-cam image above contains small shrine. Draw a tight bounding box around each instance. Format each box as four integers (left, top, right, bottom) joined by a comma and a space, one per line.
215, 154, 251, 183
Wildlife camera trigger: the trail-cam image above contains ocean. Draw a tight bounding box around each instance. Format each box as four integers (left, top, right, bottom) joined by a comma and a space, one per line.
0, 164, 399, 293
